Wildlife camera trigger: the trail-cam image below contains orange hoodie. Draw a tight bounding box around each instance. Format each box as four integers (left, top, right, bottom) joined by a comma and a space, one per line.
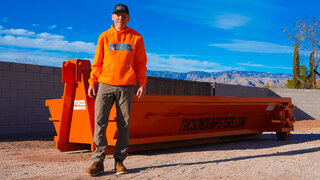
88, 25, 147, 87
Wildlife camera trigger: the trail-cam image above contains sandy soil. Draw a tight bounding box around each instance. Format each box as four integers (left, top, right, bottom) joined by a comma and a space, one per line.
1, 120, 320, 180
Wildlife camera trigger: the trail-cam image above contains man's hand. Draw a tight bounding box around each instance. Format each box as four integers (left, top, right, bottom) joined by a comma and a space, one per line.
136, 86, 146, 99
88, 85, 97, 98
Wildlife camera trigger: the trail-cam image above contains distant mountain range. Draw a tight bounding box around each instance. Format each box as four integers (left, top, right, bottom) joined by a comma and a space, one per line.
146, 70, 292, 87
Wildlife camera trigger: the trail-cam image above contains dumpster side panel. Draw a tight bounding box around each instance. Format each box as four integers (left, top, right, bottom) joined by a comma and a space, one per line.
129, 101, 270, 138
68, 80, 93, 144
45, 99, 63, 136
126, 96, 294, 146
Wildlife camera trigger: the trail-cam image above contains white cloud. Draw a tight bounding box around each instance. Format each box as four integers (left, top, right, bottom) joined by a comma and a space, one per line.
37, 32, 64, 39
32, 24, 40, 27
49, 25, 57, 29
0, 49, 93, 67
147, 53, 235, 72
66, 26, 73, 30
142, 2, 253, 30
237, 62, 291, 70
212, 13, 250, 29
0, 51, 61, 65
0, 35, 95, 53
0, 28, 35, 36
210, 39, 292, 53
0, 27, 96, 53
2, 17, 9, 23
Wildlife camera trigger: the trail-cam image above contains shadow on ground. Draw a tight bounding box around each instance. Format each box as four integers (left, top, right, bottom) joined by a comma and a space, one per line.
128, 145, 320, 174
130, 133, 320, 156
126, 133, 320, 175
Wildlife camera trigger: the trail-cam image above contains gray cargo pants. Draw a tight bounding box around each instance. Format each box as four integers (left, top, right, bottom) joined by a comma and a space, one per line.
92, 83, 135, 162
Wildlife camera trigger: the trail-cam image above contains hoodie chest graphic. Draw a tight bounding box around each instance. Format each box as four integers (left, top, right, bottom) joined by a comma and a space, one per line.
109, 43, 132, 51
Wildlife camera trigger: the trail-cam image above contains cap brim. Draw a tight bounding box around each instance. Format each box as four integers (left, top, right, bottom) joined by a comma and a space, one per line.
113, 10, 129, 14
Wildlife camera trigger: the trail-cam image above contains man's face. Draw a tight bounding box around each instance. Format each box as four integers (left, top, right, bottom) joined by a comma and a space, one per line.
112, 12, 130, 30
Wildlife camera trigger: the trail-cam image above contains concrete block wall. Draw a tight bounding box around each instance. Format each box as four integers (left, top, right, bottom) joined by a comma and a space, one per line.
270, 88, 320, 120
214, 83, 320, 120
147, 76, 212, 96
0, 61, 64, 137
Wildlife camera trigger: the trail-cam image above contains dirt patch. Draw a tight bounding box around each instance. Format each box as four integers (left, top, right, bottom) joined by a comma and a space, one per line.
1, 120, 320, 179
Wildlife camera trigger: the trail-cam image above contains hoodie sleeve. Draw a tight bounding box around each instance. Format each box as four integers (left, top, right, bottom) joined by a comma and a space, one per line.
134, 36, 148, 87
88, 33, 105, 86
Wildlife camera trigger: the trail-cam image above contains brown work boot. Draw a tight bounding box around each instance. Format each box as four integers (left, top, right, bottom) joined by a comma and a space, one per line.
115, 159, 128, 175
85, 161, 104, 176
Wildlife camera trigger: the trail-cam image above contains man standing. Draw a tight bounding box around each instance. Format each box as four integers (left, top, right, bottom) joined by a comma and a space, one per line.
85, 4, 147, 176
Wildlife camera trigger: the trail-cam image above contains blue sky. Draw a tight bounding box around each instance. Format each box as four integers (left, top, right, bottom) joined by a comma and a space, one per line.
0, 0, 318, 74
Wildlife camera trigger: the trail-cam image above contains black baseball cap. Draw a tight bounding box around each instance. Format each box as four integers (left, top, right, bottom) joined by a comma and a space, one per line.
113, 4, 129, 15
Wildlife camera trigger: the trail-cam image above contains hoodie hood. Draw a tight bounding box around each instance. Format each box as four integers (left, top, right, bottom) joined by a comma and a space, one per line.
111, 25, 133, 33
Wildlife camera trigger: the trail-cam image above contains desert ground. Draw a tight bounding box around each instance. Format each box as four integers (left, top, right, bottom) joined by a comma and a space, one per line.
1, 120, 320, 180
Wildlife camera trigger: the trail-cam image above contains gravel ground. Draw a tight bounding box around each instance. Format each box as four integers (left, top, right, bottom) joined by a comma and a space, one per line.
1, 120, 320, 180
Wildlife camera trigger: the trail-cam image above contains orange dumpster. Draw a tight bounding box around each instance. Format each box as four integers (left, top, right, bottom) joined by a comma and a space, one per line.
46, 59, 295, 153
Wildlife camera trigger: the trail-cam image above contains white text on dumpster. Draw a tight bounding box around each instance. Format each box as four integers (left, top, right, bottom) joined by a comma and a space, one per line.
74, 100, 86, 110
